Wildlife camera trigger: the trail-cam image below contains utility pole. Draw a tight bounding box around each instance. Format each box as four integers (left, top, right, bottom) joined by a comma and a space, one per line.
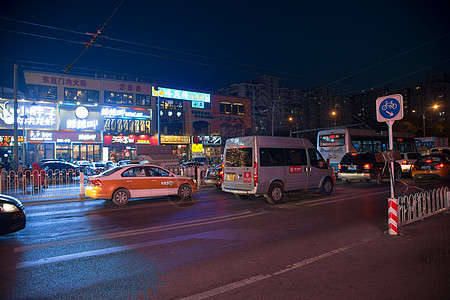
13, 64, 18, 171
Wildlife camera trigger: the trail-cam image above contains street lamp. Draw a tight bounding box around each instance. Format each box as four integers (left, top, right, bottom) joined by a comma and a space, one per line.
331, 111, 337, 127
415, 104, 439, 137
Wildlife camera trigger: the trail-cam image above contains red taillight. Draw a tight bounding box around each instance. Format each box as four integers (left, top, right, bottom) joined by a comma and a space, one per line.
435, 163, 445, 169
411, 164, 415, 169
337, 164, 341, 170
401, 160, 408, 165
253, 162, 258, 184
426, 160, 432, 163
364, 163, 373, 169
91, 179, 103, 186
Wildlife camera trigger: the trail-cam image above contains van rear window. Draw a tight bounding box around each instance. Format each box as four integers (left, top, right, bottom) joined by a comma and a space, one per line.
225, 148, 253, 167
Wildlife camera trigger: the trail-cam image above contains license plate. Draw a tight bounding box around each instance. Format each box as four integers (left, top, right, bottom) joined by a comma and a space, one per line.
225, 174, 236, 181
348, 166, 356, 171
421, 166, 431, 170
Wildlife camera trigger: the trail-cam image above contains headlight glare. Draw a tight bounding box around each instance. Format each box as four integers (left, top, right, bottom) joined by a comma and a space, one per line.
0, 203, 20, 213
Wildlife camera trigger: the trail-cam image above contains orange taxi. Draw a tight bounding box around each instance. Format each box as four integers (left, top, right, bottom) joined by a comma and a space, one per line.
85, 164, 197, 205
411, 153, 450, 181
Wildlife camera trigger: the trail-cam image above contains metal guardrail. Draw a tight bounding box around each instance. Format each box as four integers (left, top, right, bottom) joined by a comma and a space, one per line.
0, 165, 210, 200
398, 186, 450, 226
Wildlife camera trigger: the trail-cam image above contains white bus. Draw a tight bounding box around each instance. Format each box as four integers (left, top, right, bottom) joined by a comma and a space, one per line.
222, 136, 335, 204
317, 128, 416, 171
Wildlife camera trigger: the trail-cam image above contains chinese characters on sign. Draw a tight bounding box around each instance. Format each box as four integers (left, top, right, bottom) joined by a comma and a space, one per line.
0, 101, 57, 129
104, 119, 151, 135
152, 86, 210, 103
42, 76, 87, 87
289, 166, 302, 173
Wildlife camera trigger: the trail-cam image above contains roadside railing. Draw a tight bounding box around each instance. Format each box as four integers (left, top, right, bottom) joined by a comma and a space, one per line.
398, 186, 450, 226
0, 165, 211, 201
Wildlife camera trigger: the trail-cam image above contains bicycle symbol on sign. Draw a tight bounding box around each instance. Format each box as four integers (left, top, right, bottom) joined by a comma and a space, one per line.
381, 100, 398, 111
381, 100, 397, 110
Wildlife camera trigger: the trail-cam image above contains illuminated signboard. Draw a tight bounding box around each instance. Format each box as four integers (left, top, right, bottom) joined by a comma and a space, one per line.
192, 136, 221, 145
160, 135, 190, 144
0, 101, 57, 130
152, 86, 210, 103
101, 107, 150, 119
104, 135, 158, 145
0, 136, 23, 147
29, 130, 53, 141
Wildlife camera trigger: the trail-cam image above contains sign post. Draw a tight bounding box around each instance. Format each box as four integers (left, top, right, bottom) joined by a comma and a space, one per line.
376, 94, 403, 235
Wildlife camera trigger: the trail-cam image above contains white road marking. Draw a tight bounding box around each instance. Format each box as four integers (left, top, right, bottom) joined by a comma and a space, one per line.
15, 210, 263, 253
180, 237, 377, 300
295, 190, 388, 206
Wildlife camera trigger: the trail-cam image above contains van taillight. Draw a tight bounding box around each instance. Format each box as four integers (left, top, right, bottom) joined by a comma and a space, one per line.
402, 160, 408, 165
253, 162, 258, 184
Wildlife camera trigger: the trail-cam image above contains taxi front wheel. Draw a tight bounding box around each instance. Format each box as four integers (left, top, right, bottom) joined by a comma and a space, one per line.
112, 188, 130, 206
178, 184, 193, 199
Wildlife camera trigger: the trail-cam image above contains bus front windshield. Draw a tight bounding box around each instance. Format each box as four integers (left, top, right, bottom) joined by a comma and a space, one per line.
318, 134, 345, 147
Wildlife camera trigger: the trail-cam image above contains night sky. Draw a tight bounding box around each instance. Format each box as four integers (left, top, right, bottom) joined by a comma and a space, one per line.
1, 0, 449, 96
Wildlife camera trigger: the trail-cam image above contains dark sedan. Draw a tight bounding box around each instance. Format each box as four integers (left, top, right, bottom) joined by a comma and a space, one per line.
0, 194, 26, 235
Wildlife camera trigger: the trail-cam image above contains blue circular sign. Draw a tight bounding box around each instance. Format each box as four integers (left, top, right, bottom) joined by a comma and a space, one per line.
379, 97, 400, 119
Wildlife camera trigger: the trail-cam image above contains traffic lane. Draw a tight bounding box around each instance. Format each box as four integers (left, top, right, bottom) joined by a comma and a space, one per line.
7, 192, 388, 299
178, 213, 449, 300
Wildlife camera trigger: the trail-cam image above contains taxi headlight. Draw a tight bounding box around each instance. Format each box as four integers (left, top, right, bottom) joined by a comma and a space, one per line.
0, 203, 19, 213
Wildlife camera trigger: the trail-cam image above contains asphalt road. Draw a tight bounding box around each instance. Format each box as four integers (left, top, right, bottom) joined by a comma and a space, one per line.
1, 178, 449, 299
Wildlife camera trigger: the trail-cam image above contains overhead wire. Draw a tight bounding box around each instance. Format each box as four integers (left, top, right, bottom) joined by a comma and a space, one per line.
64, 0, 126, 73
0, 16, 449, 94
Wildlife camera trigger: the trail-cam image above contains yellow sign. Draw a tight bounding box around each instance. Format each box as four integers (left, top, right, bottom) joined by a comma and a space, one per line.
191, 143, 204, 152
160, 135, 190, 144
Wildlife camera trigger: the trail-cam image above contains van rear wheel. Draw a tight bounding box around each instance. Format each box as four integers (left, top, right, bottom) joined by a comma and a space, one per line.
321, 178, 333, 195
264, 182, 283, 204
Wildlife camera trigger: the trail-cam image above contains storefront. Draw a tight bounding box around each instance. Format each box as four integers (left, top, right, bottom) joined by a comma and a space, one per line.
160, 135, 191, 162
104, 134, 158, 162
28, 130, 102, 162
192, 136, 222, 164
0, 100, 58, 167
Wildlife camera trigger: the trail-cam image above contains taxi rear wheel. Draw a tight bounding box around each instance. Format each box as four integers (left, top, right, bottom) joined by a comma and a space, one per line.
178, 184, 192, 200
112, 188, 130, 206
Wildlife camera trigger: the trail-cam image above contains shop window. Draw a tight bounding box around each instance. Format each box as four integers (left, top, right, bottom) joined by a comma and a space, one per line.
220, 102, 232, 114
160, 99, 183, 110
136, 94, 151, 107
65, 88, 99, 103
104, 91, 133, 105
27, 85, 57, 100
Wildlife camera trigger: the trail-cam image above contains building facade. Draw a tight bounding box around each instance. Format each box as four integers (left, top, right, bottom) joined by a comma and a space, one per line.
0, 71, 251, 167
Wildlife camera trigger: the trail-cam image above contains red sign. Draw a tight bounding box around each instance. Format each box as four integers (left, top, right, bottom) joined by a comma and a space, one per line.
243, 172, 252, 182
289, 166, 302, 173
104, 135, 158, 145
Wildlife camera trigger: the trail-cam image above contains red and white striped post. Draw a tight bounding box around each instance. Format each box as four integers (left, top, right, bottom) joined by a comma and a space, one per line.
388, 197, 398, 235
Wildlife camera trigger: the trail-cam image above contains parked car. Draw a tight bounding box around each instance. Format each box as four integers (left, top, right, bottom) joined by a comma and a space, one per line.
85, 161, 116, 175
411, 153, 450, 181
396, 152, 422, 175
74, 160, 90, 172
338, 152, 402, 185
40, 161, 80, 173
430, 147, 450, 155
85, 164, 197, 206
39, 161, 80, 182
204, 163, 223, 190
192, 156, 209, 165
0, 194, 26, 235
118, 160, 131, 166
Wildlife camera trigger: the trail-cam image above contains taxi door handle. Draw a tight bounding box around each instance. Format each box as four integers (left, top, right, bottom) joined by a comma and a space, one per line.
152, 180, 157, 182
127, 180, 133, 183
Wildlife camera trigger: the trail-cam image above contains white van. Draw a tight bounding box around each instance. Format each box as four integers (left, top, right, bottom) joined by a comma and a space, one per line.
222, 136, 336, 203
